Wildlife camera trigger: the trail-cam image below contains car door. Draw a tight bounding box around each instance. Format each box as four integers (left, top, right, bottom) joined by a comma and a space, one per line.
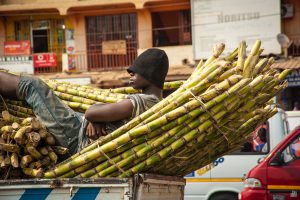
266, 133, 300, 200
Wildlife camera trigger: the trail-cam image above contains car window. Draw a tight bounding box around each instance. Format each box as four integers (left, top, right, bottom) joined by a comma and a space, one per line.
232, 122, 269, 155
282, 135, 300, 163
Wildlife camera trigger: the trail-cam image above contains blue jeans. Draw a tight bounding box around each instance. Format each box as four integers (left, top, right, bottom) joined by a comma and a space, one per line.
17, 75, 82, 155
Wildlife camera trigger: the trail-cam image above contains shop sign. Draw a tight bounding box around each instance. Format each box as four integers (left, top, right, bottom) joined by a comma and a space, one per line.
33, 53, 57, 68
286, 69, 300, 87
102, 40, 127, 55
0, 56, 34, 74
66, 29, 75, 54
4, 41, 31, 55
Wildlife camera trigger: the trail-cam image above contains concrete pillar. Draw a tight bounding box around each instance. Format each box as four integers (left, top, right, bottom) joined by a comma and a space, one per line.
137, 9, 152, 50
0, 17, 5, 55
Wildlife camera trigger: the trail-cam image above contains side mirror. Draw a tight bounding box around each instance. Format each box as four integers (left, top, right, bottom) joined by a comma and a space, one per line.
269, 152, 284, 166
257, 156, 266, 164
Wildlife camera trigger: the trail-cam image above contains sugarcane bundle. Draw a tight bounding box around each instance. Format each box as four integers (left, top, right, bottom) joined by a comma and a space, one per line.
0, 79, 185, 114
0, 111, 68, 179
35, 40, 290, 179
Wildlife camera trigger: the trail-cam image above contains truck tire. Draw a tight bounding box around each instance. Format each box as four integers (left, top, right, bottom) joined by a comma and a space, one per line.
209, 192, 238, 200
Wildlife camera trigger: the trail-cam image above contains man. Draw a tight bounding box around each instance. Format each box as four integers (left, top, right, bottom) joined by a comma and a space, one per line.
0, 48, 169, 157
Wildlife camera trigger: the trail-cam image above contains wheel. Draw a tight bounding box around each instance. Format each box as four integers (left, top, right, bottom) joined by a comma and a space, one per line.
209, 192, 238, 200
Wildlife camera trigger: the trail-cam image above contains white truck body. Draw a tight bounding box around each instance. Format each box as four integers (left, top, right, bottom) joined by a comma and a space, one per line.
0, 174, 185, 200
184, 109, 289, 200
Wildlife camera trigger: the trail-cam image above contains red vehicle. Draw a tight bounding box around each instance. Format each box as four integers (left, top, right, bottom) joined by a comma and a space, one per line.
240, 126, 300, 200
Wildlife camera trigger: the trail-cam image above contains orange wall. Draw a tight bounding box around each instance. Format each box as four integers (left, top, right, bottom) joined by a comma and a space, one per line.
0, 17, 4, 54
283, 0, 300, 40
137, 9, 152, 49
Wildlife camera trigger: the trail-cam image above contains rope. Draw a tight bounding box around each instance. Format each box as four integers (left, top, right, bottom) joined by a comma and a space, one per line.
0, 95, 9, 111
96, 142, 128, 176
182, 85, 229, 143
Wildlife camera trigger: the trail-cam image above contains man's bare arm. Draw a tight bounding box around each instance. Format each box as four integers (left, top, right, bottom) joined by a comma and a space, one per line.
84, 99, 134, 123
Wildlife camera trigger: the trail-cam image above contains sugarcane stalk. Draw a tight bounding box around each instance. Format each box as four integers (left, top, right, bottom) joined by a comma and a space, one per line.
0, 143, 20, 153
62, 100, 92, 112
119, 108, 229, 178
236, 41, 246, 71
38, 129, 48, 139
10, 153, 19, 168
26, 132, 41, 146
6, 104, 34, 116
63, 63, 237, 166
54, 91, 97, 105
46, 133, 56, 146
52, 146, 68, 155
92, 96, 239, 178
47, 146, 58, 163
1, 125, 13, 133
26, 145, 43, 160
2, 111, 22, 124
38, 146, 49, 156
243, 40, 261, 77
22, 168, 44, 178
14, 126, 32, 144
20, 155, 34, 168
45, 77, 250, 178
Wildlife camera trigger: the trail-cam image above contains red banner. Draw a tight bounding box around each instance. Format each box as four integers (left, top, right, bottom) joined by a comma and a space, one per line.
33, 53, 57, 68
4, 41, 31, 55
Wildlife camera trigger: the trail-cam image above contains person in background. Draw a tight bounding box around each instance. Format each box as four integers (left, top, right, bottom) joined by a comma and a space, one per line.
293, 101, 300, 111
0, 48, 169, 158
253, 127, 268, 152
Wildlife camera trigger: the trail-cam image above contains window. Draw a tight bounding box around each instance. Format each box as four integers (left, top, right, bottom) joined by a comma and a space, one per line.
282, 135, 300, 163
233, 122, 269, 155
152, 10, 191, 47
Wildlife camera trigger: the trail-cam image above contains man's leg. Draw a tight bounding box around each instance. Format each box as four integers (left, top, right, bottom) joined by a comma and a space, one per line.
0, 72, 81, 155
0, 72, 21, 99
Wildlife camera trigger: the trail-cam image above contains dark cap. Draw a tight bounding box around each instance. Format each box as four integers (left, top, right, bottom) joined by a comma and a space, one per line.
127, 48, 169, 89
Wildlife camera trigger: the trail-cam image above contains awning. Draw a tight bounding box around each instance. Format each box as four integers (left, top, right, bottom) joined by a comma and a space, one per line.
271, 57, 300, 69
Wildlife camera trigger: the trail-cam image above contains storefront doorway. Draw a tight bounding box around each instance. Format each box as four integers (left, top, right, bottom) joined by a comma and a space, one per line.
32, 29, 48, 53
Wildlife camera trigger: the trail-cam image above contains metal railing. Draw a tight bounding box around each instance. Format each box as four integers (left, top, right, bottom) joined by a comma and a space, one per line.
288, 35, 300, 57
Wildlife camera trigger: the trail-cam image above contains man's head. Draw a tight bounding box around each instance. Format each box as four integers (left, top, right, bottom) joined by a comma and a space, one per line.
127, 48, 169, 89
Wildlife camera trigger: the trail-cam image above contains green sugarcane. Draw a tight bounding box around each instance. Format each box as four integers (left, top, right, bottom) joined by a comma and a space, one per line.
116, 79, 252, 177
56, 83, 126, 102
60, 60, 233, 165
5, 99, 30, 107
203, 43, 225, 69
156, 96, 242, 172
225, 47, 238, 62
0, 143, 20, 153
7, 104, 34, 115
236, 41, 246, 71
118, 108, 229, 178
7, 109, 31, 118
63, 133, 163, 178
261, 57, 275, 73
252, 58, 268, 77
54, 91, 97, 105
61, 100, 92, 112
173, 109, 276, 176
46, 80, 128, 99
78, 137, 159, 178
45, 78, 250, 178
243, 40, 261, 77
140, 64, 235, 126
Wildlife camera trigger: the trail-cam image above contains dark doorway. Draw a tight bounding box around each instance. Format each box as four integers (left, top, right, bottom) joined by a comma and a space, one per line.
32, 29, 48, 53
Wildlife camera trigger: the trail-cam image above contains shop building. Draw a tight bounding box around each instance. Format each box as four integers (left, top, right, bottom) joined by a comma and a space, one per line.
0, 0, 192, 74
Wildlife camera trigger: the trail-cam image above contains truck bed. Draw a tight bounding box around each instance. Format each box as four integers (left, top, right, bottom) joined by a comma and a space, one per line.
0, 174, 185, 200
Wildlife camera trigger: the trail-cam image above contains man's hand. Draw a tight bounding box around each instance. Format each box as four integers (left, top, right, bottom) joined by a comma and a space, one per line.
86, 122, 106, 140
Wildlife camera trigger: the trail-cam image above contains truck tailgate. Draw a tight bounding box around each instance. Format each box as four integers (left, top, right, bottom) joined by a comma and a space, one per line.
0, 174, 185, 200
